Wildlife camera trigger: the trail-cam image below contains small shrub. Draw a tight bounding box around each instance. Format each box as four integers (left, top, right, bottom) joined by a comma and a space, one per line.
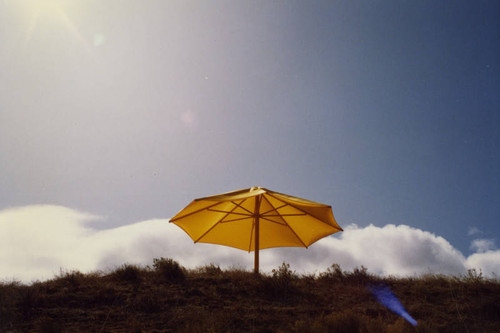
301, 273, 317, 284
57, 270, 85, 289
153, 258, 185, 283
224, 268, 253, 280
198, 263, 222, 276
345, 266, 377, 286
261, 262, 298, 301
272, 262, 297, 281
319, 263, 344, 282
464, 268, 483, 283
271, 262, 297, 290
112, 264, 142, 284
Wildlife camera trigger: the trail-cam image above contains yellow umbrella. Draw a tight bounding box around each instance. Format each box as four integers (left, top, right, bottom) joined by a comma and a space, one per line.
169, 187, 343, 273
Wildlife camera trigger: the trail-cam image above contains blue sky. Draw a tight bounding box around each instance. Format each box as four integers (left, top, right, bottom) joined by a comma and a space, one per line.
0, 1, 498, 281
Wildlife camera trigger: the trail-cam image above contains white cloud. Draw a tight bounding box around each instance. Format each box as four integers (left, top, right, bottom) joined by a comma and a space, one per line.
468, 226, 482, 236
470, 239, 496, 253
0, 205, 98, 281
0, 205, 251, 283
266, 224, 467, 277
466, 251, 500, 277
0, 205, 498, 283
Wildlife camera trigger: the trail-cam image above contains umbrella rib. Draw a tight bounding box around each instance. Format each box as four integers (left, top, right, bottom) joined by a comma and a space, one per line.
262, 194, 309, 248
220, 216, 253, 223
169, 201, 224, 222
193, 201, 242, 243
260, 195, 287, 224
260, 203, 287, 215
230, 199, 255, 215
264, 213, 307, 217
207, 209, 253, 217
266, 192, 342, 231
282, 220, 308, 248
259, 216, 287, 225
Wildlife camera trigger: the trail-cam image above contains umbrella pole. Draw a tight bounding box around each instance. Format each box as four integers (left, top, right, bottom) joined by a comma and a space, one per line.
254, 195, 261, 274
254, 217, 259, 274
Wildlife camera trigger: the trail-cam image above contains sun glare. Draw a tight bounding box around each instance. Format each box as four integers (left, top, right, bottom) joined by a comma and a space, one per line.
6, 0, 88, 49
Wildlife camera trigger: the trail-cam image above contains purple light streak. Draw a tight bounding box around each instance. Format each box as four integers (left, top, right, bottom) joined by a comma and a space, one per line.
369, 284, 417, 326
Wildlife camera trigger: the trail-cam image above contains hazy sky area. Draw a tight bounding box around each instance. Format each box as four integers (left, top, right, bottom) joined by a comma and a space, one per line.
0, 1, 498, 282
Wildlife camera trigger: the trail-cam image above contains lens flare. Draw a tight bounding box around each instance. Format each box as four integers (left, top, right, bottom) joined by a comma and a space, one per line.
369, 284, 417, 326
5, 0, 90, 52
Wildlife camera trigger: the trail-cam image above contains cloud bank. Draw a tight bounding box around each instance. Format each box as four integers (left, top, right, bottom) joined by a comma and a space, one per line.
1, 205, 498, 283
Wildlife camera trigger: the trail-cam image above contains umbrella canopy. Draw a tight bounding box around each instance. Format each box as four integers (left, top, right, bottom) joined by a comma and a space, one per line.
169, 187, 343, 273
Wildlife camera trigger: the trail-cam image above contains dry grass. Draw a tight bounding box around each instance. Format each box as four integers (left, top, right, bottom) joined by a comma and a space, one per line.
1, 260, 499, 332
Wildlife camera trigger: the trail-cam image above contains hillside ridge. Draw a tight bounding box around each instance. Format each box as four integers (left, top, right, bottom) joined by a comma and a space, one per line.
1, 259, 499, 332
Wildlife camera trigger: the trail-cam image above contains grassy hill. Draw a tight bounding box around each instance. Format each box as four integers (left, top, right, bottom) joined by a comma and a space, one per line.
1, 259, 499, 332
